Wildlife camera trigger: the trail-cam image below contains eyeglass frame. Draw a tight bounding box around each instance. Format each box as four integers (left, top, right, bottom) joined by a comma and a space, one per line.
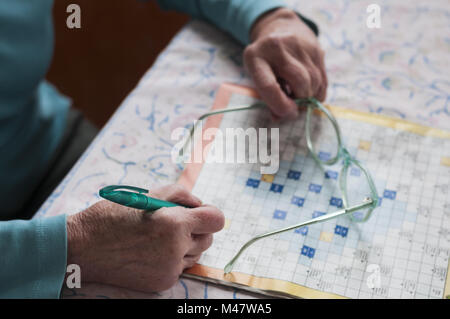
178, 97, 379, 274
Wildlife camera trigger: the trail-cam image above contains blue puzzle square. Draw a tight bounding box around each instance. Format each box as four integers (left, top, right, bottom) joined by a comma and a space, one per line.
301, 245, 315, 258
383, 189, 396, 200
334, 225, 348, 237
295, 226, 308, 236
246, 178, 260, 189
270, 183, 284, 193
308, 247, 315, 258
350, 167, 361, 176
291, 196, 305, 207
312, 211, 326, 218
318, 151, 331, 161
301, 245, 309, 256
273, 210, 287, 220
351, 211, 365, 221
308, 183, 322, 194
330, 197, 343, 208
324, 170, 338, 180
287, 170, 301, 180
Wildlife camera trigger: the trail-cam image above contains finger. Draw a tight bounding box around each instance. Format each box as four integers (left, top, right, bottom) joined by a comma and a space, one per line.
276, 59, 313, 99
317, 64, 328, 102
183, 254, 201, 269
316, 72, 327, 102
187, 234, 213, 256
148, 184, 202, 208
277, 51, 324, 99
308, 66, 323, 99
312, 49, 328, 102
188, 205, 224, 235
245, 56, 298, 118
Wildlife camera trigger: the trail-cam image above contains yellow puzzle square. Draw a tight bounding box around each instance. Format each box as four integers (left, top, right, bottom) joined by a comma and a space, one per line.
224, 218, 231, 230
261, 174, 275, 183
358, 140, 371, 151
320, 232, 333, 242
441, 157, 450, 167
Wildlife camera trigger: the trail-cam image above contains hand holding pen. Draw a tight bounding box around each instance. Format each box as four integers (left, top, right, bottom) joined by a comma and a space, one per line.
66, 184, 224, 292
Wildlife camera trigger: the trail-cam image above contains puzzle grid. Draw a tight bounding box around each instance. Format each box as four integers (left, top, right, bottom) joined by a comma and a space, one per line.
189, 93, 450, 299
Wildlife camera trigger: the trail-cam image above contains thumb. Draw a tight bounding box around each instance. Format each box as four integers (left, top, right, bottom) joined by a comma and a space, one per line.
148, 184, 202, 208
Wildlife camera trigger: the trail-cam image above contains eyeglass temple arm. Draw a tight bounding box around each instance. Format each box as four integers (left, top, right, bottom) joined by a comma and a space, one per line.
178, 102, 267, 158
224, 198, 374, 274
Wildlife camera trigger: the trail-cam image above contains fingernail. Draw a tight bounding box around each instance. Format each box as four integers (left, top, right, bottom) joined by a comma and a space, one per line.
192, 194, 202, 205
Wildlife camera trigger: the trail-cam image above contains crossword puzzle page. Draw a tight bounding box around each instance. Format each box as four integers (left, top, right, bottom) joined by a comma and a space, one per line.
179, 84, 450, 299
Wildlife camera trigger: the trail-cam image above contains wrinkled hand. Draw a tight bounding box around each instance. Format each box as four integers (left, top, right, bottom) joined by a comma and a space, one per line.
66, 184, 224, 292
244, 8, 328, 119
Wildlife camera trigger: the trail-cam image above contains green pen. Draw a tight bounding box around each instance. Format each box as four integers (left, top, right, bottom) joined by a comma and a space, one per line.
99, 185, 185, 211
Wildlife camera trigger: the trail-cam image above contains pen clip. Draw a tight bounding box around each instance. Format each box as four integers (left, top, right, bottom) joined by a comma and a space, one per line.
99, 185, 149, 197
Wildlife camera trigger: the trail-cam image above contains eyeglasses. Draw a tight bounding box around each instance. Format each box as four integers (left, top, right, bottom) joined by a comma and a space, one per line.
179, 97, 379, 274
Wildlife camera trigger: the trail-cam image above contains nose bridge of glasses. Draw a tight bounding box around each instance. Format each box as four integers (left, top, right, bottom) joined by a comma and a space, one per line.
340, 156, 379, 218
340, 147, 353, 166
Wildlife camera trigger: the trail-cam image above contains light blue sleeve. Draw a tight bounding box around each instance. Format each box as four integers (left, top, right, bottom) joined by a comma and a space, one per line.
0, 215, 67, 298
156, 0, 287, 44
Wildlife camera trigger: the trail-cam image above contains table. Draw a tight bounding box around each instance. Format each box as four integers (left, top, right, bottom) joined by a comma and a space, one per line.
37, 0, 450, 298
